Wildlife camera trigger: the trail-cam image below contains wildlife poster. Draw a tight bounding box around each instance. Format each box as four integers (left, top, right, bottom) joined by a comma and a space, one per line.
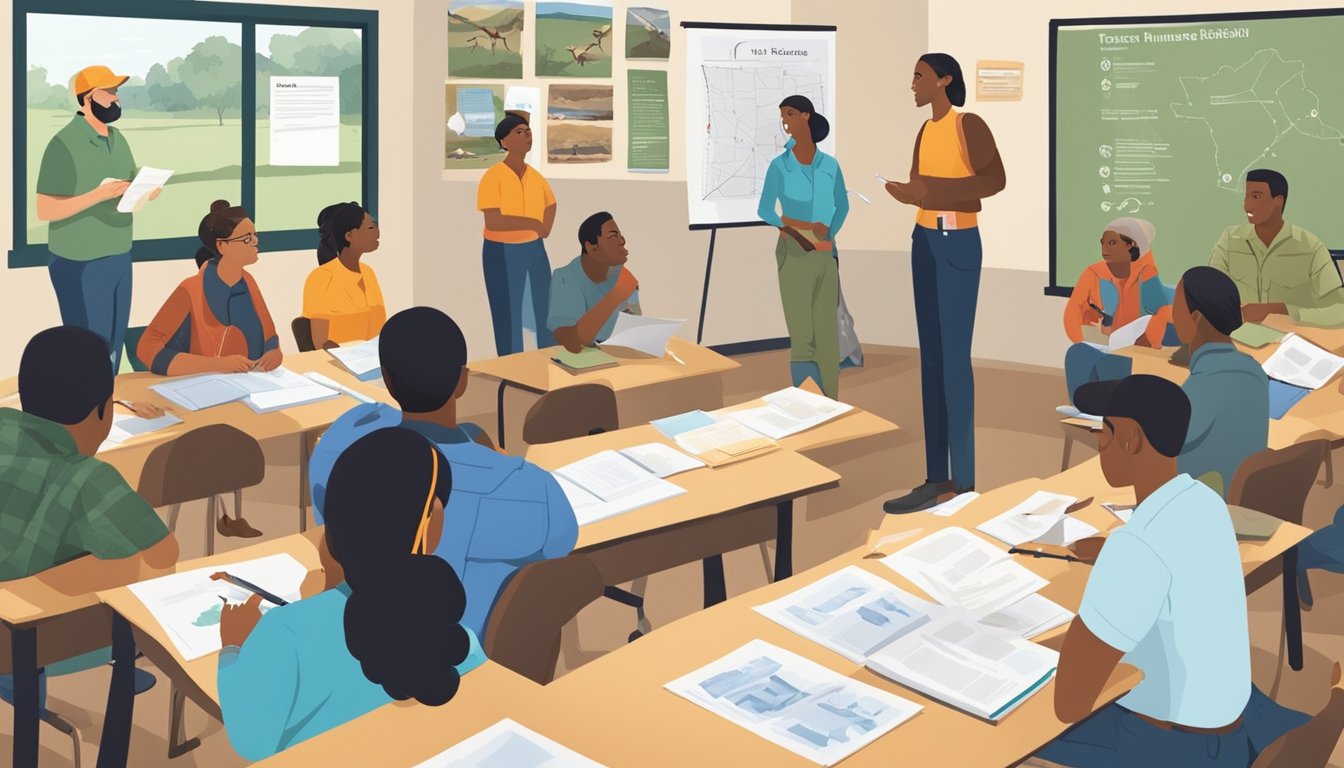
447, 1, 524, 79
547, 85, 613, 163
536, 1, 613, 78
626, 7, 670, 60
444, 83, 506, 169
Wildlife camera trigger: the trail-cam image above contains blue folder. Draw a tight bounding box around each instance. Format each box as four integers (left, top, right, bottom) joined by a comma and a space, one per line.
1268, 379, 1312, 420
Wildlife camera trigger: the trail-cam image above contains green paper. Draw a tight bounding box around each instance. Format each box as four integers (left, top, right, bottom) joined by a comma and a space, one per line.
552, 346, 617, 370
1231, 322, 1286, 348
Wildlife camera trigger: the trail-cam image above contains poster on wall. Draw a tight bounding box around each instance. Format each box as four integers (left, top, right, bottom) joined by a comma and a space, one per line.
626, 7, 670, 60
445, 83, 505, 169
627, 70, 669, 172
447, 0, 524, 79
547, 84, 613, 163
536, 1, 614, 78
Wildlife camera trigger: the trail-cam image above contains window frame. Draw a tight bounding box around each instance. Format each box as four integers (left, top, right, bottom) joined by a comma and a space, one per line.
9, 0, 379, 268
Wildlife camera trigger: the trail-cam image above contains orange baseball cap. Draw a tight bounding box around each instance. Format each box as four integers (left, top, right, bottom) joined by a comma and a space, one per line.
72, 65, 129, 95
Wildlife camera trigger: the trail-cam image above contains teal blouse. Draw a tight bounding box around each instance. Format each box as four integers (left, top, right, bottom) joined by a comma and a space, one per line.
757, 138, 850, 238
217, 583, 486, 761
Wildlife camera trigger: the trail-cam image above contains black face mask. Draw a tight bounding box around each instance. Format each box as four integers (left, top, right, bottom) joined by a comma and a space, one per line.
88, 98, 121, 124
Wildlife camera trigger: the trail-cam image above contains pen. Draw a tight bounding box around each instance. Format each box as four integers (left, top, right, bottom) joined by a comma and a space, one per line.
211, 572, 290, 606
1009, 547, 1085, 563
1088, 302, 1114, 326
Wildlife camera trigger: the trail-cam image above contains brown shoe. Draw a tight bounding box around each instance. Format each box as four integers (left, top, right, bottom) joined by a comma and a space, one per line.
217, 514, 263, 539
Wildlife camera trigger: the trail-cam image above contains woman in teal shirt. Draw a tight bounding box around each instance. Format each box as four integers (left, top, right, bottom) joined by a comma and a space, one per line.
217, 427, 485, 761
757, 95, 849, 398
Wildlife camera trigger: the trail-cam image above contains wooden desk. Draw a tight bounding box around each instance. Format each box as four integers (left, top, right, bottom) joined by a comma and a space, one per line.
94, 532, 326, 766
468, 337, 740, 450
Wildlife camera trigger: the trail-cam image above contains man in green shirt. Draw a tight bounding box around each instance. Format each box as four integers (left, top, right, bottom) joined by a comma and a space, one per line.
35, 65, 162, 371
1210, 168, 1344, 328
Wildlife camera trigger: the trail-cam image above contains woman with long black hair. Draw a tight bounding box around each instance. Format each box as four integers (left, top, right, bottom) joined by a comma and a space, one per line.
216, 427, 485, 761
304, 201, 385, 349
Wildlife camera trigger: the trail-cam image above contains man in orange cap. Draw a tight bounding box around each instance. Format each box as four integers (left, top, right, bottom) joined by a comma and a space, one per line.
35, 64, 162, 373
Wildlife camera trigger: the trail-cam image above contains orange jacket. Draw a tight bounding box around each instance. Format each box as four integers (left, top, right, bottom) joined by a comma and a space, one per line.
1064, 250, 1172, 346
139, 265, 277, 372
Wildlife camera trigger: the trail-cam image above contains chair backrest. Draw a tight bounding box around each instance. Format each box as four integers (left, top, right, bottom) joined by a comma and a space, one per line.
123, 326, 150, 372
483, 553, 604, 684
1226, 440, 1329, 526
521, 384, 618, 445
137, 424, 266, 507
292, 317, 316, 353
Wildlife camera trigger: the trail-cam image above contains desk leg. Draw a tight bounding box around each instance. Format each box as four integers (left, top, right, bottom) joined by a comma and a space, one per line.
11, 624, 37, 768
1284, 546, 1304, 672
497, 380, 509, 451
96, 613, 137, 768
703, 555, 727, 608
774, 500, 794, 582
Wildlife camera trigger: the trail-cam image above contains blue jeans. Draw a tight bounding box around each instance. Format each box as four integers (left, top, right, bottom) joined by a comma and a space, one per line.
1036, 687, 1309, 767
912, 226, 981, 488
48, 252, 132, 372
1298, 505, 1344, 606
482, 239, 555, 356
1064, 343, 1134, 406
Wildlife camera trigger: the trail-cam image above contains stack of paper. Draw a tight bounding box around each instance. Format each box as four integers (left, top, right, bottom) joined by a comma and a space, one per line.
866, 614, 1059, 722
97, 412, 183, 453
975, 492, 1098, 548
727, 387, 853, 440
1082, 315, 1151, 353
601, 314, 685, 357
754, 567, 934, 663
665, 640, 922, 766
554, 450, 686, 526
618, 442, 705, 478
880, 527, 1047, 613
976, 593, 1074, 640
327, 337, 381, 381
1263, 334, 1344, 390
674, 419, 776, 465
414, 719, 606, 768
241, 368, 343, 414
125, 554, 307, 661
150, 368, 340, 414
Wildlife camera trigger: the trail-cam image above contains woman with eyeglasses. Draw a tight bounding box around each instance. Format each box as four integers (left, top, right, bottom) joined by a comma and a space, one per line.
216, 427, 485, 761
137, 199, 283, 377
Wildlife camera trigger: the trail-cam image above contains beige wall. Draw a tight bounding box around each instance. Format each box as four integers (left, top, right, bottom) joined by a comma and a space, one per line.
0, 0, 419, 378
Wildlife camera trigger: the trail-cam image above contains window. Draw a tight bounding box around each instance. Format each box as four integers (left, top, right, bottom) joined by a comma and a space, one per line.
11, 0, 378, 267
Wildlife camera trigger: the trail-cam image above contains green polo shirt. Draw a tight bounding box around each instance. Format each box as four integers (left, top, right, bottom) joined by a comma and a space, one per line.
1210, 222, 1344, 327
36, 114, 137, 262
0, 408, 168, 581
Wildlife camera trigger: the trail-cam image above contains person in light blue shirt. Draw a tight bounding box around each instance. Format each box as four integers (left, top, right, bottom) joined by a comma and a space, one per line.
308, 307, 578, 636
1037, 375, 1308, 766
758, 94, 849, 398
547, 211, 641, 352
217, 427, 486, 761
1172, 266, 1269, 496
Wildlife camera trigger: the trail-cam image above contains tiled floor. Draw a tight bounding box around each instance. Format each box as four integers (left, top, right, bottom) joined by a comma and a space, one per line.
4, 346, 1343, 766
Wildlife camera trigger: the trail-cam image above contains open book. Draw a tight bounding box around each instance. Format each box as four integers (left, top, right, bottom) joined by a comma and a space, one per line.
727, 387, 853, 440
1082, 315, 1151, 353
880, 527, 1047, 614
150, 367, 339, 413
327, 337, 381, 381
976, 492, 1099, 548
553, 450, 686, 526
1261, 334, 1344, 418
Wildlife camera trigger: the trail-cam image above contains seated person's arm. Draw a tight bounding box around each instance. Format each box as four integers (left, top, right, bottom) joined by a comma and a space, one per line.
1054, 616, 1128, 722
550, 269, 638, 353
304, 271, 339, 349
482, 208, 543, 234
1063, 277, 1097, 343
310, 318, 335, 350
217, 605, 301, 762
31, 536, 178, 595
1290, 244, 1344, 328
140, 288, 252, 375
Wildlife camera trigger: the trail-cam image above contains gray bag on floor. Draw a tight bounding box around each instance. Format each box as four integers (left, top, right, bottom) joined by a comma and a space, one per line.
838, 279, 863, 368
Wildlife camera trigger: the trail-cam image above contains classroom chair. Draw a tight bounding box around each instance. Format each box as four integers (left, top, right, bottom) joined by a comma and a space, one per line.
291, 317, 316, 353
123, 326, 150, 372
483, 553, 605, 684
520, 384, 653, 641
1058, 418, 1099, 471
137, 424, 266, 557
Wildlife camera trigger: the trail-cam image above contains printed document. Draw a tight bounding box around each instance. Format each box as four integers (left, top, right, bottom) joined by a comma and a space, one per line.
413, 719, 606, 768
618, 442, 705, 478
880, 527, 1047, 613
977, 593, 1074, 639
601, 314, 685, 357
116, 166, 173, 213
727, 387, 853, 440
666, 640, 922, 766
976, 492, 1078, 547
674, 420, 775, 461
1082, 315, 1150, 353
151, 368, 338, 413
327, 337, 381, 380
97, 412, 182, 453
554, 450, 686, 526
269, 76, 340, 166
754, 566, 933, 663
1263, 333, 1344, 390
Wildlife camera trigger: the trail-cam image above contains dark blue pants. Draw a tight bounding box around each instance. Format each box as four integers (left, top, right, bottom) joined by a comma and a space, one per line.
48, 252, 132, 372
1064, 343, 1133, 406
911, 226, 980, 488
483, 239, 555, 356
1036, 687, 1309, 767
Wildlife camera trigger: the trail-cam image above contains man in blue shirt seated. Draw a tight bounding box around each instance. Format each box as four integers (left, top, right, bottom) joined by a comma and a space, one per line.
1036, 375, 1315, 766
308, 307, 579, 636
547, 211, 640, 353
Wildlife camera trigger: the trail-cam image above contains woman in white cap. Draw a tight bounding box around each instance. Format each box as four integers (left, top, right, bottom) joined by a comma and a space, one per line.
1062, 217, 1174, 404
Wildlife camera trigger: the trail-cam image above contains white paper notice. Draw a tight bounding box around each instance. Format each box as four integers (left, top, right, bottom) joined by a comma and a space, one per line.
270, 76, 340, 166
413, 719, 608, 768
602, 314, 685, 357
504, 86, 542, 166
116, 167, 173, 213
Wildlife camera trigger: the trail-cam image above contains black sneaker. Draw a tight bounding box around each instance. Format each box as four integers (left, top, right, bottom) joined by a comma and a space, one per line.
883, 482, 948, 514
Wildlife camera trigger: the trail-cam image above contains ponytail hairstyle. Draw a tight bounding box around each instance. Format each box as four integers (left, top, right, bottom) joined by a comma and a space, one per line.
778, 94, 830, 144
919, 53, 966, 107
316, 202, 368, 266
196, 199, 249, 268
322, 427, 469, 706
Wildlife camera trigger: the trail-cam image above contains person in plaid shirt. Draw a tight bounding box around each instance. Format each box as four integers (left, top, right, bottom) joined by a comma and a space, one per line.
0, 326, 178, 703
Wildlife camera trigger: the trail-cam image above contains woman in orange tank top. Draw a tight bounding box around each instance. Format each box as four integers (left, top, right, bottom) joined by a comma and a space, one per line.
883, 53, 1005, 513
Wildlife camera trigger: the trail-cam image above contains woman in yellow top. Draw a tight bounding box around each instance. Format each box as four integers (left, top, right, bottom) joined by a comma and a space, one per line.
478, 113, 558, 356
304, 202, 385, 349
883, 53, 1006, 513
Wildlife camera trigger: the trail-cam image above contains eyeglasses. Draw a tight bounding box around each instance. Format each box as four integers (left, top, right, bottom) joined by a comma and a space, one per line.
218, 232, 259, 247
411, 447, 440, 555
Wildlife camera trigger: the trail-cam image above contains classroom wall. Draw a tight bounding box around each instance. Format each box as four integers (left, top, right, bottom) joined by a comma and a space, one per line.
0, 0, 420, 378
